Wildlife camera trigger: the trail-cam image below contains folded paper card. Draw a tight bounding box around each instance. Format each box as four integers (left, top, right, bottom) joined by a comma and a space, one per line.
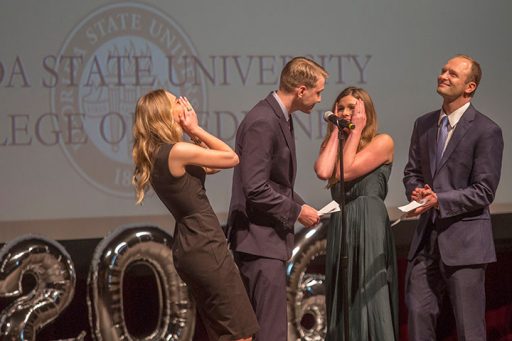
391, 199, 426, 227
318, 200, 340, 216
398, 199, 426, 213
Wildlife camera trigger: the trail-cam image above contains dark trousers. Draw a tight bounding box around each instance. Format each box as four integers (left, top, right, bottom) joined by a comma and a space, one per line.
235, 252, 287, 341
406, 226, 487, 341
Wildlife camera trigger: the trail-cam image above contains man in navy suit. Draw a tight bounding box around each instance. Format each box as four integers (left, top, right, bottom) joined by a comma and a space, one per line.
403, 54, 504, 340
227, 57, 326, 340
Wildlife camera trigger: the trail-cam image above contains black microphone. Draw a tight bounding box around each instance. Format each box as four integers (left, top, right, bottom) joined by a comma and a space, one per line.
323, 111, 355, 130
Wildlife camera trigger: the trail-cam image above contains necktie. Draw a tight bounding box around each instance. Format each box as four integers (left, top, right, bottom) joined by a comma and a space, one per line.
289, 116, 294, 134
435, 115, 449, 169
432, 115, 449, 222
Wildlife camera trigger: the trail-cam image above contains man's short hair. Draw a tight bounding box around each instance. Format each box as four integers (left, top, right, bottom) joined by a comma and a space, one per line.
279, 57, 328, 93
455, 54, 482, 97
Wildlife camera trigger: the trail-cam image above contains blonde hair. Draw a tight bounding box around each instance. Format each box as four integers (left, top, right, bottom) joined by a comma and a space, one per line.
322, 86, 378, 186
132, 89, 183, 204
279, 57, 328, 93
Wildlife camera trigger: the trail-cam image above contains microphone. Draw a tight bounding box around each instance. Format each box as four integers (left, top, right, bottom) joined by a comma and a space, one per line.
323, 111, 355, 130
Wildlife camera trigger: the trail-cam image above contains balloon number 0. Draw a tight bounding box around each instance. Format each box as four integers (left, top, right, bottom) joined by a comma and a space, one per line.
87, 225, 195, 341
0, 225, 196, 341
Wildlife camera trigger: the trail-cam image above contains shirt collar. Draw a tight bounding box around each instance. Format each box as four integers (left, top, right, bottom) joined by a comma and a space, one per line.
272, 91, 290, 121
439, 102, 470, 128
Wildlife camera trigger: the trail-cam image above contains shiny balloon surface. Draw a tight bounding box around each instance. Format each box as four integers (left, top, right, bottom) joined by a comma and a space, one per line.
0, 235, 76, 340
87, 224, 195, 341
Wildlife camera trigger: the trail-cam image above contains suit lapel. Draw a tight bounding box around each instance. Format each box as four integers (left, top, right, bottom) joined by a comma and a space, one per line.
265, 94, 297, 182
437, 104, 476, 172
428, 111, 440, 178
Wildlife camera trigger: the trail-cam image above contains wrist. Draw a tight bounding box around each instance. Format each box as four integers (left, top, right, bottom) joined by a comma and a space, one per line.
352, 127, 363, 135
191, 136, 202, 145
188, 127, 203, 140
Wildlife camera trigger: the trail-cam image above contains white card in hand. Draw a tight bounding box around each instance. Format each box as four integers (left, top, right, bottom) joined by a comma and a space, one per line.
397, 199, 426, 213
318, 200, 340, 216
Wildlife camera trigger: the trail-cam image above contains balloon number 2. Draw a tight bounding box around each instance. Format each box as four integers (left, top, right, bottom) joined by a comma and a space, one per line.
0, 225, 196, 341
0, 236, 76, 340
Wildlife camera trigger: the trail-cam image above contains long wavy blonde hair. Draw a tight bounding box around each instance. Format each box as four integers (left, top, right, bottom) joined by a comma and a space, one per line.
322, 86, 378, 186
132, 89, 183, 204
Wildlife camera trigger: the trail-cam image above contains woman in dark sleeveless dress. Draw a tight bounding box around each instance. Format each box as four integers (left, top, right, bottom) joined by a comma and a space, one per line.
132, 89, 259, 341
314, 87, 398, 341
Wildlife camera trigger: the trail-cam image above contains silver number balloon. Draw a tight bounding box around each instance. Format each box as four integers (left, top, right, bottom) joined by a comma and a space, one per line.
287, 223, 327, 341
87, 224, 195, 341
0, 235, 76, 340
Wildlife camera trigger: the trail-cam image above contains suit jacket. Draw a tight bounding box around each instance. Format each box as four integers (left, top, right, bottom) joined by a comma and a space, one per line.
227, 92, 305, 261
403, 104, 503, 266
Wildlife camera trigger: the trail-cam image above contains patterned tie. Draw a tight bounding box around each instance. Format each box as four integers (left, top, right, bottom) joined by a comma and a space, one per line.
435, 115, 449, 169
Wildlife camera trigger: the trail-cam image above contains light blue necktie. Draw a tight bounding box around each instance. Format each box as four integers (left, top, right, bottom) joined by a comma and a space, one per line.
435, 115, 449, 169
432, 115, 449, 222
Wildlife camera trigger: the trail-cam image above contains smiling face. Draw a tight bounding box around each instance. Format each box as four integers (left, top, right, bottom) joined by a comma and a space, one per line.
437, 57, 476, 101
336, 95, 357, 121
325, 86, 378, 150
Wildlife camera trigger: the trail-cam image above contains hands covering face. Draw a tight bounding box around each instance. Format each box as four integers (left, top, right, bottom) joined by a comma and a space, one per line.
351, 99, 367, 131
334, 98, 366, 133
177, 96, 198, 136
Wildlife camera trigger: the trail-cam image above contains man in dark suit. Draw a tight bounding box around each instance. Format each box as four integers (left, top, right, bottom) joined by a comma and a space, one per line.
227, 57, 327, 341
403, 54, 504, 340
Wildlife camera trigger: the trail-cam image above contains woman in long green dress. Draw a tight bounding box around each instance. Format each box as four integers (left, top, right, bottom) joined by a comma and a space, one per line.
314, 87, 398, 341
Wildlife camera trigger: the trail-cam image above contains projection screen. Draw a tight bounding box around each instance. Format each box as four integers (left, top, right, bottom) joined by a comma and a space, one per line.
1, 0, 511, 242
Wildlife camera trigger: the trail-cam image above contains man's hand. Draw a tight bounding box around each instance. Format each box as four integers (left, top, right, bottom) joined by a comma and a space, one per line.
298, 204, 320, 228
408, 184, 439, 217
